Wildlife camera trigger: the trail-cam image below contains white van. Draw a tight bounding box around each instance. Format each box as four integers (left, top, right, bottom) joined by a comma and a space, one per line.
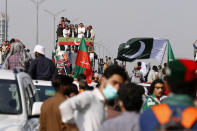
0, 69, 42, 131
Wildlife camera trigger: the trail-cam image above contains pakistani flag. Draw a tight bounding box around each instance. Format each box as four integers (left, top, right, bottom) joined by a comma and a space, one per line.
74, 37, 93, 84
117, 38, 168, 62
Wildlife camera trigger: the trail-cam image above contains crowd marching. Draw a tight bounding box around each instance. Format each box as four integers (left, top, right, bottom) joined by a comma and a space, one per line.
0, 21, 197, 130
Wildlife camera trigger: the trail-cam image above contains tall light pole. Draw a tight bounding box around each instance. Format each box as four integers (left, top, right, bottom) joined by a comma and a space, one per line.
5, 0, 8, 41
43, 9, 66, 47
95, 40, 103, 58
29, 0, 45, 45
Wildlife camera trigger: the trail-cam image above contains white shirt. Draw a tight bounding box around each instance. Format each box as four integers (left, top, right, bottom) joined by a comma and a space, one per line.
147, 70, 158, 83
59, 88, 106, 131
90, 29, 95, 39
63, 29, 70, 37
78, 27, 85, 38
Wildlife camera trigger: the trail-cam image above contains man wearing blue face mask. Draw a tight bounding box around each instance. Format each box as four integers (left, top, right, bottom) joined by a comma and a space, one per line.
59, 65, 128, 131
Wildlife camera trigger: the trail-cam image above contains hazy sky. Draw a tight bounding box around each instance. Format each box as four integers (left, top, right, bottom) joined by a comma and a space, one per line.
1, 0, 197, 62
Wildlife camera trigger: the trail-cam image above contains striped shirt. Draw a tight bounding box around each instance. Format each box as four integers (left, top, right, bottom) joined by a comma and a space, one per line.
8, 53, 22, 70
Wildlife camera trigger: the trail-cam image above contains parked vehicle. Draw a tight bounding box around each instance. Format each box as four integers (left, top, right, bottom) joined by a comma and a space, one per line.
0, 69, 42, 131
33, 80, 55, 101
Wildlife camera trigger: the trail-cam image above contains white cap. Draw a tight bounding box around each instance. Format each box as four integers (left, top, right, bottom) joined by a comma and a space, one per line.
34, 45, 45, 55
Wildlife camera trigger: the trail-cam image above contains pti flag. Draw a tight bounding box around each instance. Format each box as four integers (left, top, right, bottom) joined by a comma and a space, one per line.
117, 38, 168, 62
74, 37, 93, 84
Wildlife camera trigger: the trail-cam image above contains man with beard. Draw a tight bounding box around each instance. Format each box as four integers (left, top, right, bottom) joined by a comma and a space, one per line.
28, 45, 57, 80
40, 75, 78, 131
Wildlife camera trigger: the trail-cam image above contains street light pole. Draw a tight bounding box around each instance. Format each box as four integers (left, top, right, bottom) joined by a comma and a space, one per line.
36, 0, 38, 45
5, 0, 7, 41
43, 9, 66, 47
29, 0, 45, 45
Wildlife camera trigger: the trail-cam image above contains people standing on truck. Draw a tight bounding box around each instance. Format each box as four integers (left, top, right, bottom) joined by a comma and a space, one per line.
63, 26, 70, 38
84, 26, 90, 38
74, 24, 78, 38
28, 45, 58, 80
69, 24, 76, 38
78, 23, 86, 38
89, 25, 95, 39
56, 24, 64, 39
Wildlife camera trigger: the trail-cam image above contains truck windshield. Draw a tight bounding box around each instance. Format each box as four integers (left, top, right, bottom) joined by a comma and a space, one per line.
0, 80, 22, 114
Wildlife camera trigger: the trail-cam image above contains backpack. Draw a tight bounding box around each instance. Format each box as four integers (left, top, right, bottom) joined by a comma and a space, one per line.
152, 104, 197, 131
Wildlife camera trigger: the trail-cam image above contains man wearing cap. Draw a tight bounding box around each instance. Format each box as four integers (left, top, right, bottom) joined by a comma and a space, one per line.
28, 45, 57, 80
140, 59, 197, 131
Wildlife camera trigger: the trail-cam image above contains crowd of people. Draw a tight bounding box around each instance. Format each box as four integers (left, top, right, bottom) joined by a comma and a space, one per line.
56, 17, 95, 40
130, 61, 168, 84
0, 37, 197, 131
39, 60, 197, 131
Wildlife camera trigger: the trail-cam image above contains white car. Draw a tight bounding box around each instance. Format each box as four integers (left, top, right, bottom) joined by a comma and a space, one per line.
0, 69, 42, 131
33, 80, 55, 102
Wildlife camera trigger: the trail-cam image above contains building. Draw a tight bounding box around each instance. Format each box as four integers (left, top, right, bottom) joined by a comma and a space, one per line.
0, 15, 6, 44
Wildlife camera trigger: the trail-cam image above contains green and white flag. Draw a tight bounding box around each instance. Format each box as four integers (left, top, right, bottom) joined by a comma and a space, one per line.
168, 41, 175, 63
117, 38, 168, 62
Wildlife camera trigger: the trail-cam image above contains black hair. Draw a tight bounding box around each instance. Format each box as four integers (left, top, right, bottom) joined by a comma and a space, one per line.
52, 75, 73, 91
148, 79, 164, 95
166, 77, 197, 97
79, 79, 94, 91
118, 83, 144, 112
77, 74, 86, 81
60, 45, 65, 51
152, 65, 158, 71
67, 84, 78, 95
103, 65, 128, 81
164, 63, 167, 68
137, 62, 142, 67
158, 65, 162, 70
10, 38, 15, 43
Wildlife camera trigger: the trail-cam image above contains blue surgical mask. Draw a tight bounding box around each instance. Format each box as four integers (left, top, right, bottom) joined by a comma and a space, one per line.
102, 84, 118, 100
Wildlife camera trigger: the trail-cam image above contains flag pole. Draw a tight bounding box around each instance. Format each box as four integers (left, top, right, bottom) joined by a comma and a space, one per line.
160, 40, 168, 66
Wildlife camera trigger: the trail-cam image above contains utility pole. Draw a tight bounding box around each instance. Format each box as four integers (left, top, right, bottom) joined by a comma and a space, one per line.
5, 0, 7, 41
43, 9, 66, 47
29, 0, 45, 45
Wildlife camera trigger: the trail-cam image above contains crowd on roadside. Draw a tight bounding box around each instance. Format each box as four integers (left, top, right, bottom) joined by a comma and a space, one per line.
56, 17, 95, 39
39, 59, 197, 131
1, 38, 197, 131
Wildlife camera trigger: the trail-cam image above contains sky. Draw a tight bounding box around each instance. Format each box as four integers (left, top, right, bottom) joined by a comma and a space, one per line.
1, 0, 197, 68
